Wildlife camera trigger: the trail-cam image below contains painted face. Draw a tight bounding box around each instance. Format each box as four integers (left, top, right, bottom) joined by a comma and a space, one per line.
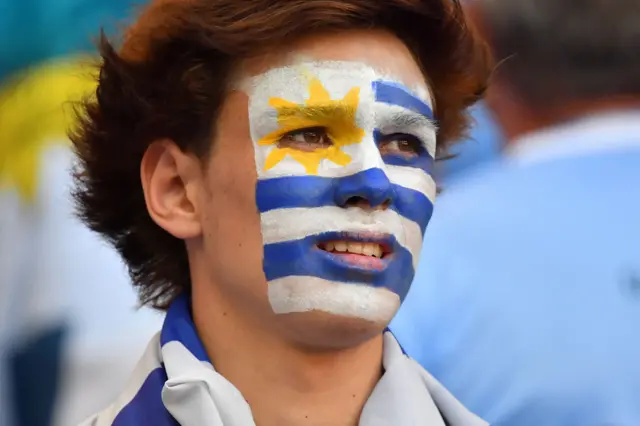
242, 60, 436, 322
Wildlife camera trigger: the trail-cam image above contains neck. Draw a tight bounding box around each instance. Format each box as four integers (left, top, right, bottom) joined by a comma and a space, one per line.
192, 286, 384, 426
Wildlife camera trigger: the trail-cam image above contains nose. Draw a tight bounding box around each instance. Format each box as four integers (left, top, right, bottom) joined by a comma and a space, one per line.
334, 168, 394, 209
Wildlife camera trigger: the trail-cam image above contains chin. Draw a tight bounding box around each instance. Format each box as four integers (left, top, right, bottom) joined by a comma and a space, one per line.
268, 280, 401, 350
277, 311, 393, 351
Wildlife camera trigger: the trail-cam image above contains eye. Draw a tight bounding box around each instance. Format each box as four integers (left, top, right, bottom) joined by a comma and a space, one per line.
378, 133, 423, 157
278, 127, 332, 152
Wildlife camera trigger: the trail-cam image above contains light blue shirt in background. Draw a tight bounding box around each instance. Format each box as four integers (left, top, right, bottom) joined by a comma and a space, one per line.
391, 111, 640, 426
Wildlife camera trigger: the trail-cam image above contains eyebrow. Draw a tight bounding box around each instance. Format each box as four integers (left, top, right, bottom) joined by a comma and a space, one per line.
372, 80, 434, 121
273, 104, 437, 137
382, 110, 437, 132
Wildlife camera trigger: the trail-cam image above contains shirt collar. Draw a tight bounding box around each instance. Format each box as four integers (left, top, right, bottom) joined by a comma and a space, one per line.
505, 109, 640, 166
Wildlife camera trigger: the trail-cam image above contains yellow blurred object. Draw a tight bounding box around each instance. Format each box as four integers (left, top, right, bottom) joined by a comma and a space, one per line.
0, 57, 98, 201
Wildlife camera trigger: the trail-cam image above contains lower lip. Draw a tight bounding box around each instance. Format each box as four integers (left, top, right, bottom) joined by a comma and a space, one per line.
321, 251, 388, 271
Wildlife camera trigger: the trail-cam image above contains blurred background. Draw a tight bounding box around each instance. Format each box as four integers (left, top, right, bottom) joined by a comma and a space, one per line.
0, 1, 164, 425
0, 0, 638, 425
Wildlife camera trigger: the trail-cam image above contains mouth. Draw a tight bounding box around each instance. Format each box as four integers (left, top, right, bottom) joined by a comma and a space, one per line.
314, 233, 394, 271
317, 240, 390, 259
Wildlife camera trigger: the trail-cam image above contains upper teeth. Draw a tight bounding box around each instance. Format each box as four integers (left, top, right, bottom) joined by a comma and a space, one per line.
324, 241, 384, 258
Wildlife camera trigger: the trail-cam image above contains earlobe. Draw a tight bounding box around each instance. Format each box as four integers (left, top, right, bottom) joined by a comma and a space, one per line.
140, 140, 203, 240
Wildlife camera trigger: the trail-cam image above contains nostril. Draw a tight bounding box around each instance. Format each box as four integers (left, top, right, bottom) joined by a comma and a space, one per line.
344, 196, 391, 209
344, 196, 367, 207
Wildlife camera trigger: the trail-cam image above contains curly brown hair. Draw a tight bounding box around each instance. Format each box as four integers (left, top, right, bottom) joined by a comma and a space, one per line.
71, 0, 492, 310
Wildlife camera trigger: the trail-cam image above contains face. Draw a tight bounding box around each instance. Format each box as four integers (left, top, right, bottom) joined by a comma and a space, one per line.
194, 29, 436, 347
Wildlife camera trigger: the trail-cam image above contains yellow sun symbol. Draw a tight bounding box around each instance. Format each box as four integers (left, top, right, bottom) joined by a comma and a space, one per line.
257, 78, 366, 175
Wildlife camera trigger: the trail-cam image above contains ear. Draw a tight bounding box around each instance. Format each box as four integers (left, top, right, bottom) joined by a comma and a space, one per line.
140, 140, 203, 240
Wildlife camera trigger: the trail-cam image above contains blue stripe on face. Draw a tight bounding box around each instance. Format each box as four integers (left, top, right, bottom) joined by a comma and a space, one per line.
372, 80, 434, 121
373, 129, 434, 174
256, 168, 433, 233
263, 233, 415, 300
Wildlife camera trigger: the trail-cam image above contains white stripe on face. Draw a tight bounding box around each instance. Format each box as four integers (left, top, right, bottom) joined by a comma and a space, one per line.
267, 275, 400, 321
386, 165, 437, 202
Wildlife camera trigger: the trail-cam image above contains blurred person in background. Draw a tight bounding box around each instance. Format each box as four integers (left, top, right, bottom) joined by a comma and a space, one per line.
0, 1, 163, 426
391, 0, 640, 425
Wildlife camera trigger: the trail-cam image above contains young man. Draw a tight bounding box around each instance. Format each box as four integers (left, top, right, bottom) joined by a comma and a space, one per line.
72, 0, 491, 424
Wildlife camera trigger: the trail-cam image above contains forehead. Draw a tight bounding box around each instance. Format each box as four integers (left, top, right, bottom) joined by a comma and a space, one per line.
234, 29, 431, 101
243, 60, 432, 109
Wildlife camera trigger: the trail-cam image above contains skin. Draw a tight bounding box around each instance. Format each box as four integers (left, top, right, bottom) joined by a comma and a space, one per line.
140, 29, 431, 426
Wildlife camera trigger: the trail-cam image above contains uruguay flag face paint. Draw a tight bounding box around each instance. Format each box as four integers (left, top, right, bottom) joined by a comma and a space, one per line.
244, 60, 436, 322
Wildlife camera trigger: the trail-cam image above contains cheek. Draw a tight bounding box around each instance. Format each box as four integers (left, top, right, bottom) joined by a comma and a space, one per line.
201, 140, 264, 272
